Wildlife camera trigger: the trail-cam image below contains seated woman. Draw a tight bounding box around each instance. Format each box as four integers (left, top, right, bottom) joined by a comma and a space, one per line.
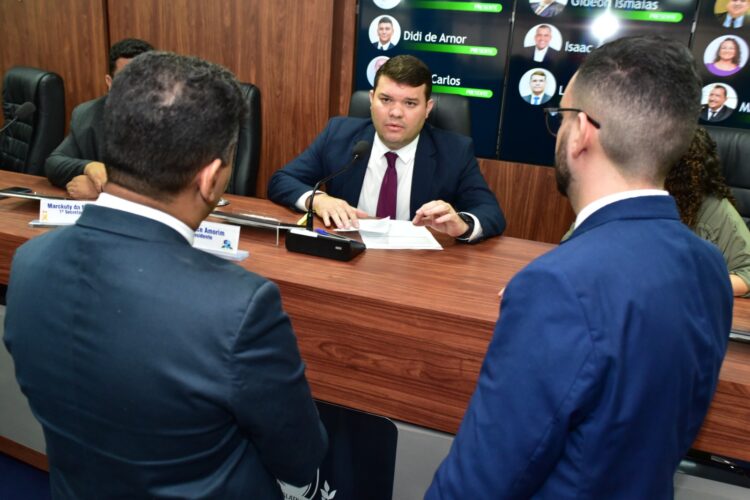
665, 126, 750, 296
707, 37, 743, 77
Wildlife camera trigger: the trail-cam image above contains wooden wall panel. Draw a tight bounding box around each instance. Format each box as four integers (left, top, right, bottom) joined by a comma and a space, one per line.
107, 0, 337, 198
480, 159, 575, 243
0, 0, 109, 130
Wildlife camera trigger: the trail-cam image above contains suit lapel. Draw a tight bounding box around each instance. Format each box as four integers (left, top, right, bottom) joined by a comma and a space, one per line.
410, 126, 438, 217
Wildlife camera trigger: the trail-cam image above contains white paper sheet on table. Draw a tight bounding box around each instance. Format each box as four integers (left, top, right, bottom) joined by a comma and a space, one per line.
337, 218, 442, 250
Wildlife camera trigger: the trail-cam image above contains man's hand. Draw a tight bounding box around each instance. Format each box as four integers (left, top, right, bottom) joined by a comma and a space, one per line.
311, 194, 368, 229
83, 162, 108, 192
66, 175, 100, 200
412, 200, 469, 238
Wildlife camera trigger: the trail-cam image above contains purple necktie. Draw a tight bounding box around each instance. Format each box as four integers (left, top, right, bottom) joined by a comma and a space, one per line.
376, 152, 398, 219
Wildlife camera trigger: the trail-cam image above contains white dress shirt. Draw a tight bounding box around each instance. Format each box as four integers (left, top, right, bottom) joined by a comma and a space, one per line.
96, 192, 195, 244
533, 47, 549, 62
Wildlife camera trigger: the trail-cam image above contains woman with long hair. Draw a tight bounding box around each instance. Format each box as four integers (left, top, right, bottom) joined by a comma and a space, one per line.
707, 37, 743, 76
665, 126, 750, 296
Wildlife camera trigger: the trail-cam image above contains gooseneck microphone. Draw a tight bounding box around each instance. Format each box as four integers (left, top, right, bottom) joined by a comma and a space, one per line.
305, 140, 371, 231
0, 102, 36, 135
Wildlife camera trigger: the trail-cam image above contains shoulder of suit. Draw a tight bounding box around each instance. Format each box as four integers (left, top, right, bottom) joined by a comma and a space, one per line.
71, 95, 107, 124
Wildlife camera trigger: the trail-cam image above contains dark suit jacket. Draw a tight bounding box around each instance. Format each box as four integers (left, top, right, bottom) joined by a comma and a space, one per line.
372, 41, 395, 51
428, 196, 732, 499
4, 205, 327, 499
523, 93, 553, 105
45, 95, 106, 188
530, 1, 565, 17
532, 47, 557, 64
701, 105, 733, 123
267, 117, 506, 240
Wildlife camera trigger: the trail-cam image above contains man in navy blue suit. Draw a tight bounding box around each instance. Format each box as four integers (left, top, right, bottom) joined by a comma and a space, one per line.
427, 36, 732, 498
268, 55, 505, 242
5, 52, 326, 499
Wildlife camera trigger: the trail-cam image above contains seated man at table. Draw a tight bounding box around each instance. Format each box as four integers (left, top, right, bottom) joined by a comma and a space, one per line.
45, 38, 154, 199
427, 36, 732, 498
267, 55, 506, 242
5, 52, 327, 498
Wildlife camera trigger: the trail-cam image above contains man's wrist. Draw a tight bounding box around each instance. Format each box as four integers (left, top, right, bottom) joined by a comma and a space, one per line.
457, 212, 475, 239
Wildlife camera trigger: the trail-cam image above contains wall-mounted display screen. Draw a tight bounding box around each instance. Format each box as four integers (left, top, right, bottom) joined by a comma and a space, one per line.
354, 1, 740, 166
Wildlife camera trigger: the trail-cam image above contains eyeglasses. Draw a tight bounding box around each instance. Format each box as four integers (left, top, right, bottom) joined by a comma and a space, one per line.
543, 108, 601, 137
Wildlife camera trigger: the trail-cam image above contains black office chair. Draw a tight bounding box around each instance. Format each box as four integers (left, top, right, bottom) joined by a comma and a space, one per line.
226, 82, 261, 196
705, 125, 750, 227
348, 89, 472, 137
1, 66, 65, 175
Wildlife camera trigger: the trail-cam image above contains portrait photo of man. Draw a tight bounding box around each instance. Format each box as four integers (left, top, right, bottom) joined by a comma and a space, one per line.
371, 16, 398, 51
521, 69, 555, 106
716, 0, 750, 28
529, 0, 566, 18
525, 24, 562, 64
700, 84, 735, 122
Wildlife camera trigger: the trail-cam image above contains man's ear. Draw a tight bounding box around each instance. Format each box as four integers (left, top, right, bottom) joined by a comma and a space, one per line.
569, 111, 595, 159
105, 74, 113, 91
425, 98, 434, 118
196, 159, 225, 205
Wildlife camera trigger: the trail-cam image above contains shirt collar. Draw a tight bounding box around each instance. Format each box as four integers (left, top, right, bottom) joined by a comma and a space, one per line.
574, 189, 669, 229
371, 131, 420, 165
96, 192, 195, 244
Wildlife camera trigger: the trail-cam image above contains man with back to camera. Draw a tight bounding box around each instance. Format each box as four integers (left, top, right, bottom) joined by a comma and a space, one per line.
426, 36, 732, 499
718, 0, 749, 28
373, 16, 396, 51
523, 70, 552, 105
701, 84, 734, 122
5, 52, 327, 499
45, 38, 154, 199
267, 55, 506, 242
531, 24, 557, 63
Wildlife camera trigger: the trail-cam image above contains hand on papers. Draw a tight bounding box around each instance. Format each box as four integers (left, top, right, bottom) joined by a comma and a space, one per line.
412, 200, 469, 238
312, 193, 368, 229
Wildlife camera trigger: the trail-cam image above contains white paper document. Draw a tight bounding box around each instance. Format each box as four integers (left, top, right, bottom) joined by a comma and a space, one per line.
339, 218, 442, 250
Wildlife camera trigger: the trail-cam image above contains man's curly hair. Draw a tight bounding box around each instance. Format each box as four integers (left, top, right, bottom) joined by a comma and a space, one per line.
664, 127, 735, 228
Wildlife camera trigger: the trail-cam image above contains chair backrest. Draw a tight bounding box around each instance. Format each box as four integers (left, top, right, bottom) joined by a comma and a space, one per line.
227, 82, 261, 196
705, 125, 750, 226
348, 90, 472, 137
1, 66, 65, 175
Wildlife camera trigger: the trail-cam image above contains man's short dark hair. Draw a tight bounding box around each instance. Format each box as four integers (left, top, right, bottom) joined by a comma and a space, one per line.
108, 38, 154, 75
378, 16, 393, 26
374, 55, 432, 99
713, 84, 728, 97
572, 36, 701, 182
104, 52, 245, 198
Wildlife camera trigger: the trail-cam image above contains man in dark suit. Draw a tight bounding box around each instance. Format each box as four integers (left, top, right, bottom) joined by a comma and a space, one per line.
717, 0, 749, 28
268, 55, 505, 242
45, 38, 153, 199
427, 36, 732, 498
700, 84, 734, 122
530, 0, 565, 17
530, 24, 557, 64
522, 70, 553, 105
5, 52, 327, 499
372, 16, 396, 51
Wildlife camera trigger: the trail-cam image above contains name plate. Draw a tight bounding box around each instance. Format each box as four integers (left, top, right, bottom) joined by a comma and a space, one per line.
193, 220, 247, 260
39, 199, 90, 224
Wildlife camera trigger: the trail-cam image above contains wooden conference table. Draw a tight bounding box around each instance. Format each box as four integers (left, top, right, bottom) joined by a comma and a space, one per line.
1, 171, 749, 463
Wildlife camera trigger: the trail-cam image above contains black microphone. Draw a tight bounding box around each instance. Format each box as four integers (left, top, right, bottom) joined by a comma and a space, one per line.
305, 140, 370, 231
0, 102, 36, 135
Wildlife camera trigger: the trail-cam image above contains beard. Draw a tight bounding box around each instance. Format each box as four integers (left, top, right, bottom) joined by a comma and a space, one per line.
554, 128, 571, 198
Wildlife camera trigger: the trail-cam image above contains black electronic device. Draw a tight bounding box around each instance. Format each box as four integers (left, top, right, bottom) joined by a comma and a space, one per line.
285, 229, 365, 262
